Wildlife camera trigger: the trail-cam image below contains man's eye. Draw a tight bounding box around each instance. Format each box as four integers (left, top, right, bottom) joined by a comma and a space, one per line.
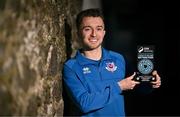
84, 28, 90, 31
97, 28, 103, 31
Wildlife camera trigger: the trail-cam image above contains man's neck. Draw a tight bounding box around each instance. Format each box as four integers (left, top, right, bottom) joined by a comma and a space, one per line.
82, 47, 102, 61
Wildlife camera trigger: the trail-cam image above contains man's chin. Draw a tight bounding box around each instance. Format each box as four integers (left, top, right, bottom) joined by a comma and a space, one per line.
83, 45, 101, 51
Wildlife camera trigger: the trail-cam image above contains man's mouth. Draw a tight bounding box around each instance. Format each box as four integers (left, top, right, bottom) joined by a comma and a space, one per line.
89, 38, 98, 43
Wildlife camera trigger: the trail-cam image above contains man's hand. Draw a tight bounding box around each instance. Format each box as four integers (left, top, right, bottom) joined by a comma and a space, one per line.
151, 70, 161, 88
118, 72, 140, 91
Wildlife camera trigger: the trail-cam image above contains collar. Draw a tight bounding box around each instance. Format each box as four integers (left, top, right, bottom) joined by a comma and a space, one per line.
76, 48, 113, 65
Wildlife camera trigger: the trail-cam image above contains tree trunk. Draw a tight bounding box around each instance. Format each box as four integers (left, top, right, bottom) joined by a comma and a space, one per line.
0, 0, 82, 116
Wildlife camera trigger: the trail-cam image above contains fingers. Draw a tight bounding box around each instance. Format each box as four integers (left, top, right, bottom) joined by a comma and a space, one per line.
128, 70, 161, 89
151, 77, 161, 84
151, 70, 161, 88
152, 81, 161, 88
130, 82, 138, 90
130, 80, 140, 90
152, 70, 160, 80
128, 72, 140, 90
151, 70, 161, 87
119, 73, 140, 90
130, 85, 135, 89
152, 70, 157, 76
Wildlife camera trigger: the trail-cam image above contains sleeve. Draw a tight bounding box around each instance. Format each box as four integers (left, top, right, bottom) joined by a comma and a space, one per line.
63, 64, 122, 113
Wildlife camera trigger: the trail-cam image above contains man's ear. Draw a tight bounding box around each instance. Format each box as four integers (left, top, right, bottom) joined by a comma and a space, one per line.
103, 30, 106, 36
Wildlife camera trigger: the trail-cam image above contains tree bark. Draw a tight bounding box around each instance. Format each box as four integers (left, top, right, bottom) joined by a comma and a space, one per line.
0, 0, 82, 116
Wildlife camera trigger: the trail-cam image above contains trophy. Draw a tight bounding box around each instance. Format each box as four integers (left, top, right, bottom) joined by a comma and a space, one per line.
134, 45, 156, 82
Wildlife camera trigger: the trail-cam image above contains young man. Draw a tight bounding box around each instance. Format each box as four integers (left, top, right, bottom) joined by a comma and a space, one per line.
62, 8, 161, 116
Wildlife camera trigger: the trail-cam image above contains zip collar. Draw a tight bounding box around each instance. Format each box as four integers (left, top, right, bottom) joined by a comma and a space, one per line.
76, 48, 113, 65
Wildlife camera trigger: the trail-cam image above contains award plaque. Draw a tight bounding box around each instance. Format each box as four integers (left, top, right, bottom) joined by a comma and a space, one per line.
134, 45, 156, 82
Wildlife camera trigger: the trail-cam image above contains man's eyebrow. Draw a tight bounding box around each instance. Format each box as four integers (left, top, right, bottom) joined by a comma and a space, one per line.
97, 26, 104, 28
82, 25, 104, 29
82, 26, 91, 29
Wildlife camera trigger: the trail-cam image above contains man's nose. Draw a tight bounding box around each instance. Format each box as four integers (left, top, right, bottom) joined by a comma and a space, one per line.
91, 29, 96, 37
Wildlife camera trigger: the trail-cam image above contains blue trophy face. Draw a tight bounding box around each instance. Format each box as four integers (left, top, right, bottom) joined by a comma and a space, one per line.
138, 59, 154, 74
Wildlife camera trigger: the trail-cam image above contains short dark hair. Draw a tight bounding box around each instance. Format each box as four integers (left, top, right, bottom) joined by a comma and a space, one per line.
76, 8, 104, 31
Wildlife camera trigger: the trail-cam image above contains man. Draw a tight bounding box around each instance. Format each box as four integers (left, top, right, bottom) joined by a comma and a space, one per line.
62, 8, 161, 116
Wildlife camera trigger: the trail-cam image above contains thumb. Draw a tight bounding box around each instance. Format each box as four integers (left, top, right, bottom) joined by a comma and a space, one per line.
152, 70, 157, 76
129, 72, 136, 79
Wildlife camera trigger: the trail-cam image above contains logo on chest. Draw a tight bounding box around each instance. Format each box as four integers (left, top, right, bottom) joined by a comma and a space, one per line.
83, 67, 91, 74
105, 62, 117, 72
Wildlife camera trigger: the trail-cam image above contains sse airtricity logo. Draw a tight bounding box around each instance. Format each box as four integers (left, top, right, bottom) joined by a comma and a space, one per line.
105, 62, 117, 72
138, 46, 144, 53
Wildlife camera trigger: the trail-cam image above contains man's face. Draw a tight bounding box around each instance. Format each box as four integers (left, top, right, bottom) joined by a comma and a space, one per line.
79, 16, 105, 50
